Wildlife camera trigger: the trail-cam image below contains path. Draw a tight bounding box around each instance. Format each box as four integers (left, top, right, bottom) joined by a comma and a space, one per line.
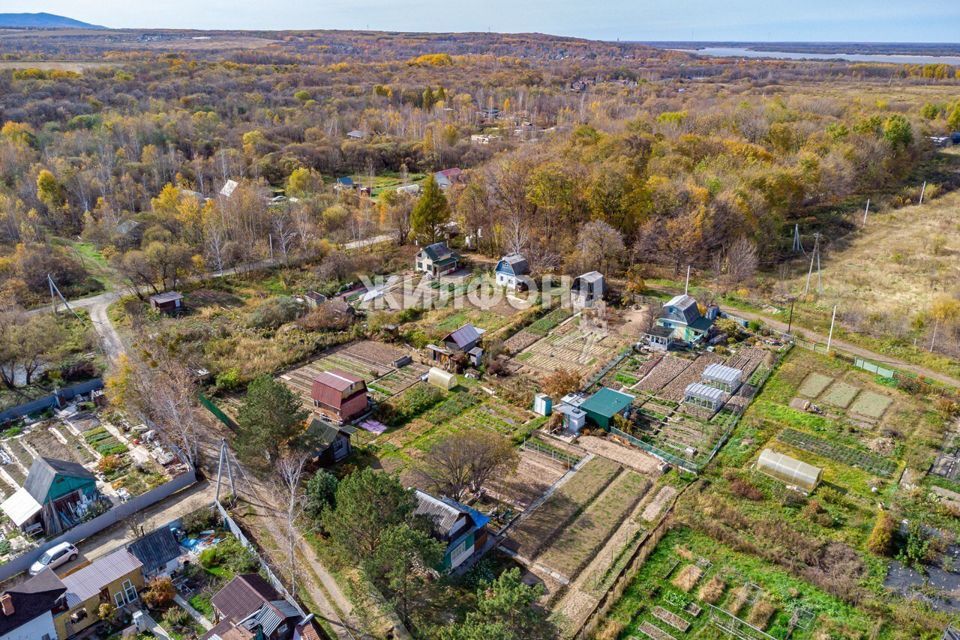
718, 303, 960, 388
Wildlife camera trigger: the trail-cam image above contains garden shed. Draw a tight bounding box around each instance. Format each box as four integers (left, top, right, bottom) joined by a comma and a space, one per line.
580, 387, 634, 429
756, 448, 822, 493
702, 363, 744, 392
428, 367, 457, 390
683, 383, 726, 412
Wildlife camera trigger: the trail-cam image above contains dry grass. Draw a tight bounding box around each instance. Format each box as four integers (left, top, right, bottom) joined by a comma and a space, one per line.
698, 575, 726, 604
725, 585, 750, 616
747, 599, 777, 630
783, 188, 960, 320
671, 564, 703, 592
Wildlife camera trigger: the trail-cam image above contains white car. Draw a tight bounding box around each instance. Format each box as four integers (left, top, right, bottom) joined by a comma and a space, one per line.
29, 542, 78, 575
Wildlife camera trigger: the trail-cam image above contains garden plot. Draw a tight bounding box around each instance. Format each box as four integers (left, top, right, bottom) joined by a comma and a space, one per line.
281, 340, 426, 406
659, 353, 724, 402
505, 456, 622, 560
821, 381, 860, 409
798, 372, 834, 398
515, 324, 624, 378
776, 428, 897, 477
503, 330, 540, 354
536, 470, 650, 580
848, 391, 893, 420
486, 448, 569, 510
635, 356, 692, 394
723, 347, 770, 381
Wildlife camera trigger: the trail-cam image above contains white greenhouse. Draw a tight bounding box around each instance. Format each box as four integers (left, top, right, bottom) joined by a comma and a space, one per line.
683, 383, 726, 412
427, 367, 457, 390
756, 448, 822, 493
702, 363, 744, 392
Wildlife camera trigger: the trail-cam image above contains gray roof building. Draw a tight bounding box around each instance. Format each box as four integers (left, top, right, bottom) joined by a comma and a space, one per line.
127, 526, 182, 577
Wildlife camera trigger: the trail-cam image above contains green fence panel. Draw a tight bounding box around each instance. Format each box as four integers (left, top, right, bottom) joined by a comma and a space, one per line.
199, 393, 237, 430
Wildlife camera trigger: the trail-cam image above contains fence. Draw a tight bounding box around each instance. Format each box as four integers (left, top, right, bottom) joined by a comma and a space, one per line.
608, 426, 699, 474
854, 358, 896, 380
584, 347, 635, 392
213, 500, 306, 618
521, 437, 581, 468
0, 378, 104, 424
199, 393, 236, 430
0, 460, 197, 582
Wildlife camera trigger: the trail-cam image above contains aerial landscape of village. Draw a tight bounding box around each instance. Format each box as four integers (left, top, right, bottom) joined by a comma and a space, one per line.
0, 3, 957, 640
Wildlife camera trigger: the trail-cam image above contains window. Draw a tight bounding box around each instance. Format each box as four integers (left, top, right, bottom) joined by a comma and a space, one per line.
123, 579, 138, 603
114, 591, 125, 608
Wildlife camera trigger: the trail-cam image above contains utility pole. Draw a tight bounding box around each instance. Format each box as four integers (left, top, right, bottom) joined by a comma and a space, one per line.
684, 265, 691, 296
803, 233, 821, 297
826, 304, 837, 353
215, 439, 237, 504
792, 224, 805, 254
862, 199, 870, 226
919, 181, 927, 205
786, 298, 796, 335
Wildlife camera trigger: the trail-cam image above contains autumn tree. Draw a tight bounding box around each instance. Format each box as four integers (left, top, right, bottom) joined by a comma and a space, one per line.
542, 368, 581, 399
411, 174, 450, 243
364, 524, 444, 628
416, 430, 518, 501
379, 189, 415, 245
722, 236, 759, 291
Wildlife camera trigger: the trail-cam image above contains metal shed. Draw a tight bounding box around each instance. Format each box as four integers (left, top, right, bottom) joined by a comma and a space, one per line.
756, 448, 822, 493
683, 383, 726, 411
702, 363, 744, 392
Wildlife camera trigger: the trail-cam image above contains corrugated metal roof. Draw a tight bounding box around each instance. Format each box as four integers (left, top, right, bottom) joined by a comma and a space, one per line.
62, 549, 142, 607
314, 369, 363, 392
684, 383, 726, 403
149, 291, 183, 305
497, 254, 529, 275
1, 487, 41, 526
445, 324, 482, 350
420, 242, 453, 262
703, 363, 743, 385
580, 388, 635, 418
414, 490, 468, 538
23, 457, 95, 504
212, 574, 280, 622
127, 526, 181, 575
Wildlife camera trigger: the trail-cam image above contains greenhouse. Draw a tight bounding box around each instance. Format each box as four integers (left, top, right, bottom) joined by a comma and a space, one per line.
683, 383, 726, 411
756, 448, 822, 493
701, 363, 744, 392
427, 367, 457, 390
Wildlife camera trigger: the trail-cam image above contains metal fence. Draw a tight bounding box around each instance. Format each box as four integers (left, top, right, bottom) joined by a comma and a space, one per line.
0, 459, 197, 582
199, 393, 236, 430
0, 378, 104, 424
213, 499, 306, 618
854, 358, 896, 379
607, 426, 699, 474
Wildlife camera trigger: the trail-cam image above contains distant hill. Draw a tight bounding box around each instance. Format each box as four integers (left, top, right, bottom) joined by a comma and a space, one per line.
0, 12, 104, 29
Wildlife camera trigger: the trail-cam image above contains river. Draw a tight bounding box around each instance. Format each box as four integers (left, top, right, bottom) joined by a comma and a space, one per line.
673, 46, 960, 66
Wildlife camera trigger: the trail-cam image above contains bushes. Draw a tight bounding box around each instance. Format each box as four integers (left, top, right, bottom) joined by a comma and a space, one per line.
375, 384, 444, 426
727, 475, 765, 501
246, 296, 304, 330
142, 577, 176, 609
182, 507, 219, 534
199, 536, 259, 576
867, 511, 895, 556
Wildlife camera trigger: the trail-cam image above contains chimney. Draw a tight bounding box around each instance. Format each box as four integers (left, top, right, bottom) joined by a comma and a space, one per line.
0, 593, 13, 616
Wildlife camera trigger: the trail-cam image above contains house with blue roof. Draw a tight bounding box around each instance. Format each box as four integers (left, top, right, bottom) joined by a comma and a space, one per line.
414, 490, 490, 573
495, 253, 530, 290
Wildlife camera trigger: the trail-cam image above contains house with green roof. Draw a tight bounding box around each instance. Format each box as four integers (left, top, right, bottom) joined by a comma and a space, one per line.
580, 387, 635, 430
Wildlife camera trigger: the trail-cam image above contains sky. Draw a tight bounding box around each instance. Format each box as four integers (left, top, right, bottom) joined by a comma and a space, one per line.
5, 0, 960, 42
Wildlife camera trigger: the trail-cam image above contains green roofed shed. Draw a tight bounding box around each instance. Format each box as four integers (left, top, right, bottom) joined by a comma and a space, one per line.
580, 387, 635, 429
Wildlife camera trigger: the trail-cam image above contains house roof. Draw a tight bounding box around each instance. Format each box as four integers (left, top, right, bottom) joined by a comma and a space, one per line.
220, 180, 239, 198
497, 254, 529, 275
414, 490, 474, 538
149, 291, 183, 305
577, 271, 604, 284
0, 568, 66, 636
580, 388, 635, 419
307, 419, 351, 450
1, 487, 41, 526
444, 324, 482, 350
419, 242, 453, 262
239, 599, 301, 637
127, 526, 181, 575
202, 619, 251, 640
62, 549, 142, 608
336, 176, 354, 186
211, 574, 281, 623
684, 383, 726, 404
702, 363, 743, 386
663, 294, 702, 325
115, 219, 141, 236
314, 369, 363, 393
23, 457, 95, 504
435, 168, 462, 180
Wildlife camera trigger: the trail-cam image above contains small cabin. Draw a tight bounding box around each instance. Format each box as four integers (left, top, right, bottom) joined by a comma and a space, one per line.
149, 291, 184, 315
311, 369, 368, 424
415, 242, 459, 278
571, 271, 606, 309
495, 254, 530, 290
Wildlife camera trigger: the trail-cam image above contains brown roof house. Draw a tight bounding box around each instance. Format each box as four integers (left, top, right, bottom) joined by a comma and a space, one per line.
0, 568, 67, 640
310, 370, 368, 424
149, 291, 184, 315
203, 574, 302, 640
427, 323, 485, 369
